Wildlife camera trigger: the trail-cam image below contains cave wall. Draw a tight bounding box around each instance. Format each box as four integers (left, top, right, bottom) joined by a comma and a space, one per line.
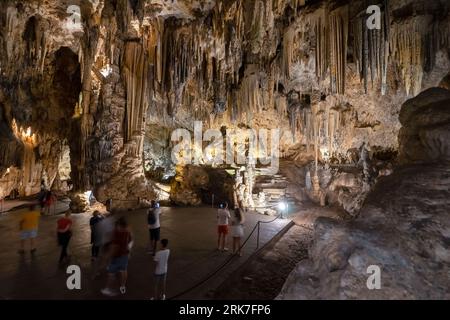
0, 0, 449, 210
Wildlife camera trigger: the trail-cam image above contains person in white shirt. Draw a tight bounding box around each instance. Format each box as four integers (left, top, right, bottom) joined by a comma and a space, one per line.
153, 238, 170, 300
148, 200, 162, 255
217, 202, 231, 251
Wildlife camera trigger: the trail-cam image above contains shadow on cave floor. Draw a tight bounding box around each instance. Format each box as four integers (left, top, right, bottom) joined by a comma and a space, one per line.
0, 206, 291, 300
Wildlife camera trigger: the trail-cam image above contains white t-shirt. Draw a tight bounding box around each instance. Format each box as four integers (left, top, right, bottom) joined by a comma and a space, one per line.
148, 208, 162, 229
217, 209, 231, 226
154, 248, 170, 275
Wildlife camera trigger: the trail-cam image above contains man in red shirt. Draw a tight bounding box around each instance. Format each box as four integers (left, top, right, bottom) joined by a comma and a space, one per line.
101, 217, 133, 296
56, 212, 73, 264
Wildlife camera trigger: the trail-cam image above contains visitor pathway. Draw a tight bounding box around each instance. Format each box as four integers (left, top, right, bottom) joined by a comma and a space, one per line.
0, 206, 290, 299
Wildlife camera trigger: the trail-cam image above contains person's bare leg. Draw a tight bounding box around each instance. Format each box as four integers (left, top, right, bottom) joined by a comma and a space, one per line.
223, 234, 228, 250
120, 271, 127, 287
152, 240, 157, 254
105, 273, 115, 290
219, 234, 224, 250
161, 275, 167, 299
154, 277, 160, 299
217, 233, 221, 249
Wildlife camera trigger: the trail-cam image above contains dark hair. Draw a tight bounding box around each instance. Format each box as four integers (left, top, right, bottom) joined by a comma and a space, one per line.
161, 239, 169, 247
234, 208, 242, 222
117, 216, 128, 228
151, 200, 156, 208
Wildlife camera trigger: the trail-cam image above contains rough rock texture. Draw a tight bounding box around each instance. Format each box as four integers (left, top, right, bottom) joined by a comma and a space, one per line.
170, 164, 234, 206
0, 0, 449, 215
170, 165, 207, 206
398, 88, 450, 164
277, 88, 450, 299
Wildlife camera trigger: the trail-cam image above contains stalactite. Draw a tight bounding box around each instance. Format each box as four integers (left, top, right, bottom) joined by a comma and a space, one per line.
237, 70, 261, 123
312, 7, 329, 82
329, 6, 348, 95
282, 27, 296, 79
352, 4, 389, 95
122, 41, 149, 145
390, 16, 431, 96
5, 6, 18, 66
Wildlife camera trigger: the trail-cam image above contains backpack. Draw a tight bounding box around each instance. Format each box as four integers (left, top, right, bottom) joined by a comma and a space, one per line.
148, 208, 156, 225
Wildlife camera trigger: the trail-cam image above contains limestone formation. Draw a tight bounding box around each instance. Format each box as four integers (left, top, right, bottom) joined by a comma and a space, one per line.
277, 88, 450, 299
0, 0, 449, 301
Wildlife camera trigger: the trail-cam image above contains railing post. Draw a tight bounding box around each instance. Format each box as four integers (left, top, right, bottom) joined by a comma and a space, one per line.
256, 222, 260, 249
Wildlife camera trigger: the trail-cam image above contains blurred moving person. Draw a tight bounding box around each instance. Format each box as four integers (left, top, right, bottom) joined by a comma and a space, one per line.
89, 210, 104, 261
101, 217, 133, 296
57, 212, 73, 264
92, 210, 116, 279
152, 238, 170, 300
18, 204, 40, 254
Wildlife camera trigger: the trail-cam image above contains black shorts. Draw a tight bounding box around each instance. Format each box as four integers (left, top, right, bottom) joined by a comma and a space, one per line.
149, 228, 160, 241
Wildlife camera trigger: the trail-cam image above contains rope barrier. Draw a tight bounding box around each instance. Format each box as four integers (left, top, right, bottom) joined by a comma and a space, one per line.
167, 213, 282, 300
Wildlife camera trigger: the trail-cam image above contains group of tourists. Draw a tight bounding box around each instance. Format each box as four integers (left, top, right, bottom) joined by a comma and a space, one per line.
217, 202, 246, 256
17, 197, 247, 299
87, 200, 170, 299
17, 200, 170, 299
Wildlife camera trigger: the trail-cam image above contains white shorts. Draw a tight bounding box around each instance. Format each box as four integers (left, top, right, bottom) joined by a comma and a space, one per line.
231, 225, 244, 238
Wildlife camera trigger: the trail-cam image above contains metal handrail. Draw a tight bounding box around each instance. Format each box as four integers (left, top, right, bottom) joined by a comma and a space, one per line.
167, 212, 283, 300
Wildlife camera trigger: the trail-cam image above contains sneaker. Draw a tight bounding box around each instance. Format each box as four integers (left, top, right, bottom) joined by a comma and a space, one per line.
119, 286, 126, 294
101, 288, 117, 297
222, 248, 229, 252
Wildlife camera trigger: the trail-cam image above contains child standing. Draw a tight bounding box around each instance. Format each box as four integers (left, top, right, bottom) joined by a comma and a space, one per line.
153, 239, 170, 300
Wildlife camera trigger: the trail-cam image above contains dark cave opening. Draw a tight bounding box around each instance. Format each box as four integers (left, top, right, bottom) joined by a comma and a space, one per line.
51, 47, 82, 192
